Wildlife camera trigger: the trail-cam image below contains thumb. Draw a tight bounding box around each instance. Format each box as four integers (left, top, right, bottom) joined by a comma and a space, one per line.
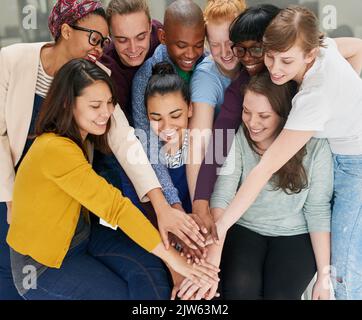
211, 224, 219, 244
171, 286, 178, 300
160, 229, 170, 250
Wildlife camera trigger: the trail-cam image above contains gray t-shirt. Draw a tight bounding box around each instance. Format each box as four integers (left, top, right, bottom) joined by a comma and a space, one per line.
210, 127, 333, 236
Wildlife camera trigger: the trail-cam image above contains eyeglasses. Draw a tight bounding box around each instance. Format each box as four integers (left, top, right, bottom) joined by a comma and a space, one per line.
69, 25, 111, 49
231, 44, 264, 58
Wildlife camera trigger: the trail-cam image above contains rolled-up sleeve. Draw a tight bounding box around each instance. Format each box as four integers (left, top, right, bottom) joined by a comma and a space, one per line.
303, 139, 333, 232
107, 105, 161, 202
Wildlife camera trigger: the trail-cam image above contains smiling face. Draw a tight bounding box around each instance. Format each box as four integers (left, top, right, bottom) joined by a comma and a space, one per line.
73, 80, 115, 141
264, 43, 317, 85
110, 11, 152, 67
242, 90, 281, 150
147, 91, 192, 149
233, 40, 265, 76
65, 14, 110, 61
206, 20, 239, 76
159, 22, 205, 72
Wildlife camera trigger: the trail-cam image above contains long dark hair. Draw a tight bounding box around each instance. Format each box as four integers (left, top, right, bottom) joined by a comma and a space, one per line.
145, 62, 190, 107
243, 71, 308, 194
35, 58, 116, 157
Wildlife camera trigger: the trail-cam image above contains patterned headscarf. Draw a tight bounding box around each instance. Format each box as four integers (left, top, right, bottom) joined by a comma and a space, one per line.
48, 0, 103, 41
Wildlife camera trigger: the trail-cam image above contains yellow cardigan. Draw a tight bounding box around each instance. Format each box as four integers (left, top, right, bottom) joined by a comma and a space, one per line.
7, 133, 162, 268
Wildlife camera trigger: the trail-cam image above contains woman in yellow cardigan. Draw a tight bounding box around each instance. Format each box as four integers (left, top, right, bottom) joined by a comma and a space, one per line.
0, 0, 207, 299
6, 58, 219, 300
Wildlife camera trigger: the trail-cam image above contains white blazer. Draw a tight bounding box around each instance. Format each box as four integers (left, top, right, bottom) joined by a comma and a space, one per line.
0, 42, 161, 202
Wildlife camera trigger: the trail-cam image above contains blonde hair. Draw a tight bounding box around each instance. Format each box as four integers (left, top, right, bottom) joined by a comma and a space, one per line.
263, 6, 325, 54
204, 0, 246, 24
106, 0, 151, 24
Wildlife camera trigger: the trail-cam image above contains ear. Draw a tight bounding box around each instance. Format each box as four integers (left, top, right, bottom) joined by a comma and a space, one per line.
157, 28, 166, 45
60, 23, 72, 40
188, 102, 193, 118
304, 47, 319, 64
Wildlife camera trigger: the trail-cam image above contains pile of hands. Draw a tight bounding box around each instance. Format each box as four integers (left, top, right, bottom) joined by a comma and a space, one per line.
157, 200, 223, 301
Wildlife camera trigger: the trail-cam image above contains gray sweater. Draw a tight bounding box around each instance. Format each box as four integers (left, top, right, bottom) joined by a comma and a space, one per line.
210, 127, 333, 236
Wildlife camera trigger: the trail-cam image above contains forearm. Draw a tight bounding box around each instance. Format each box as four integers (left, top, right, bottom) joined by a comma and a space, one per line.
152, 242, 180, 264
206, 208, 226, 266
147, 187, 172, 213
186, 163, 201, 202
309, 232, 331, 278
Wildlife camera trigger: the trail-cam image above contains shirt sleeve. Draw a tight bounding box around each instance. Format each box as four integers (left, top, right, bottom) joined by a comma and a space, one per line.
0, 47, 15, 201
303, 139, 333, 233
284, 88, 330, 132
43, 137, 162, 252
194, 72, 248, 201
191, 67, 223, 107
132, 60, 181, 205
107, 105, 161, 202
210, 130, 243, 209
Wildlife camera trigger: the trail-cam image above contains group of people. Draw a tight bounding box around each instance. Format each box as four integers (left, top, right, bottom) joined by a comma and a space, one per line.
0, 0, 361, 300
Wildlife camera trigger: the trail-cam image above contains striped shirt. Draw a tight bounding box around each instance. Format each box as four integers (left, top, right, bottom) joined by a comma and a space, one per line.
35, 60, 53, 98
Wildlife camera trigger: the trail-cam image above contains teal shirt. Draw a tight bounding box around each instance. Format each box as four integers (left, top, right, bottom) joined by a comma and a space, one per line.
210, 126, 333, 236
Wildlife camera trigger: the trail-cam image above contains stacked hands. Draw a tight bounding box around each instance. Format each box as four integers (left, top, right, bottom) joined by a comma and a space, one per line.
157, 200, 222, 300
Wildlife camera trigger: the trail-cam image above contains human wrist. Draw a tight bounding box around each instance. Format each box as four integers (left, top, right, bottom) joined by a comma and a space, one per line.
316, 266, 331, 281
193, 199, 209, 215
171, 202, 184, 212
215, 219, 228, 240
147, 188, 171, 216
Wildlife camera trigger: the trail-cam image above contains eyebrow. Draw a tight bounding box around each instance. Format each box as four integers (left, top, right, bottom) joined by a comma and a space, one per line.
113, 31, 148, 39
150, 108, 183, 116
243, 105, 272, 114
89, 98, 112, 103
176, 40, 204, 45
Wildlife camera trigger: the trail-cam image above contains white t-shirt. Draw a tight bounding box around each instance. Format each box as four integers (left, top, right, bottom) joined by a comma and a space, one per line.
284, 37, 362, 155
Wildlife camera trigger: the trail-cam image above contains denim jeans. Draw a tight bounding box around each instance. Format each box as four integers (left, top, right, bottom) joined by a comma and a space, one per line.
0, 202, 23, 300
20, 223, 171, 300
331, 154, 362, 300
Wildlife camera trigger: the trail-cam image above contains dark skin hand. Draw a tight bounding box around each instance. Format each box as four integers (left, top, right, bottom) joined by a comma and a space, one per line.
192, 200, 219, 245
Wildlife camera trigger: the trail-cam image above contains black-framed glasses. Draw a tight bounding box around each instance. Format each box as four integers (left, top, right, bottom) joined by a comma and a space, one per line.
231, 44, 264, 58
69, 25, 111, 49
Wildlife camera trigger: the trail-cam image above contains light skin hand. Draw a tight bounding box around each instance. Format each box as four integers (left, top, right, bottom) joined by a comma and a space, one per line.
178, 209, 225, 300
312, 275, 330, 300
152, 242, 220, 288
309, 231, 331, 300
157, 206, 206, 250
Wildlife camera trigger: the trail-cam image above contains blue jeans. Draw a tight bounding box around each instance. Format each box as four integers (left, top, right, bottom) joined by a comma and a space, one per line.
0, 202, 23, 300
22, 223, 171, 300
331, 154, 362, 300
